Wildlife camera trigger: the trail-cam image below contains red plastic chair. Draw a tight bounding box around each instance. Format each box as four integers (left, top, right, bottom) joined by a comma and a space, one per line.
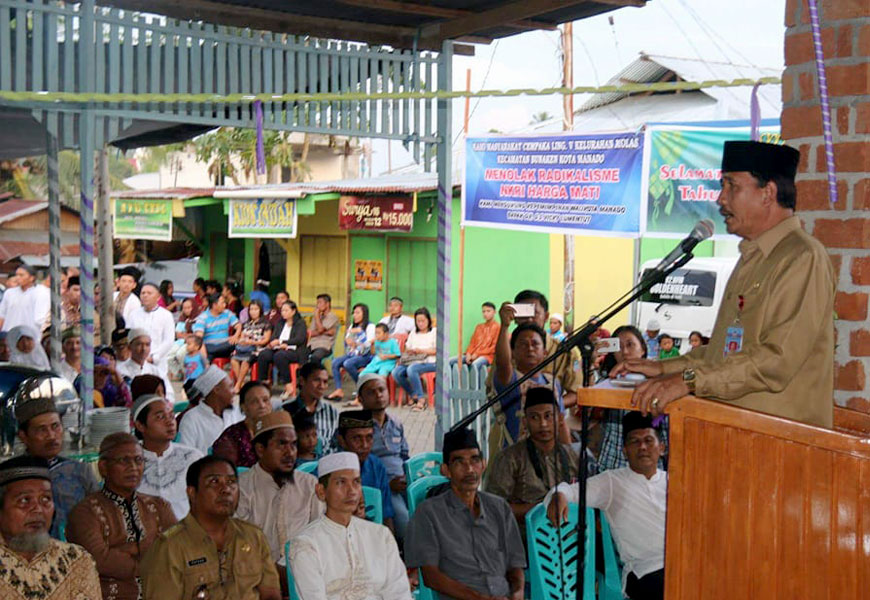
211, 357, 233, 382
422, 371, 436, 407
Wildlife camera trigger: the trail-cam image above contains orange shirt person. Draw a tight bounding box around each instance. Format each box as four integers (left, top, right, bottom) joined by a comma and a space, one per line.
457, 303, 500, 376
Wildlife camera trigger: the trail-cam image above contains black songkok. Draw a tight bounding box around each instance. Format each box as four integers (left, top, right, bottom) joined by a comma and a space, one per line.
721, 140, 800, 180
442, 427, 480, 463
0, 455, 51, 487
338, 409, 374, 431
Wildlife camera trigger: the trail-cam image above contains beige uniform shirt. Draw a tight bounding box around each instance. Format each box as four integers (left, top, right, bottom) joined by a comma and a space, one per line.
140, 514, 280, 600
660, 216, 835, 428
235, 463, 324, 565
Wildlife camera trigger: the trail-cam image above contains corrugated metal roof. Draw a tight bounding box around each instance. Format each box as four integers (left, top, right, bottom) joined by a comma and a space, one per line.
0, 241, 79, 263
0, 199, 80, 225
112, 188, 217, 200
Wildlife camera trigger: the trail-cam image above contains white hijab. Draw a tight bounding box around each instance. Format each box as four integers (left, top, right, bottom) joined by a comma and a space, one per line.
7, 325, 51, 370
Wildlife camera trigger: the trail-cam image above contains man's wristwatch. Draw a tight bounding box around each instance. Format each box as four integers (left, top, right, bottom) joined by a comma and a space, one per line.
682, 368, 697, 393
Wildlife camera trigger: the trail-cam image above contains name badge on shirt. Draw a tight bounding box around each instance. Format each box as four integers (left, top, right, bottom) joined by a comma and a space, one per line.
724, 326, 744, 358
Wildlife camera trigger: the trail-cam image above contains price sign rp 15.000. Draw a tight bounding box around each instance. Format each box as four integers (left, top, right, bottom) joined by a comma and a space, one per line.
338, 196, 414, 232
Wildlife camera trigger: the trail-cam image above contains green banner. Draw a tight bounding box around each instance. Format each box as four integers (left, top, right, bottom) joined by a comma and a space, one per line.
228, 199, 298, 238
113, 198, 172, 242
645, 125, 781, 237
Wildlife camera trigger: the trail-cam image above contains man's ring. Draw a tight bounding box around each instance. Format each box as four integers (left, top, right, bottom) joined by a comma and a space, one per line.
652, 398, 659, 408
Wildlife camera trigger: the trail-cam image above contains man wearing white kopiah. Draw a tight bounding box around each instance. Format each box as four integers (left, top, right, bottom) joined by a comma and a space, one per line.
116, 329, 175, 402
289, 452, 412, 600
176, 365, 244, 453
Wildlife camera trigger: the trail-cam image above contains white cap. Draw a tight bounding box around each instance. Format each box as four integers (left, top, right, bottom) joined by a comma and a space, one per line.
318, 452, 360, 477
646, 319, 661, 331
355, 373, 386, 396
193, 365, 228, 397
550, 313, 563, 324
128, 328, 150, 343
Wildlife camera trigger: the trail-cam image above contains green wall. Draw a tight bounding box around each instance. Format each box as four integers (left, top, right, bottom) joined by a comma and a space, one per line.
197, 204, 228, 281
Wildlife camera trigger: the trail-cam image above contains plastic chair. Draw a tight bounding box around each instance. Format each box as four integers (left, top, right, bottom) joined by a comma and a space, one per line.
362, 485, 383, 524
296, 461, 318, 475
237, 466, 250, 475
172, 401, 189, 414
284, 541, 301, 600
58, 521, 66, 542
422, 371, 436, 407
407, 474, 449, 514
404, 452, 443, 485
598, 509, 625, 600
525, 502, 595, 600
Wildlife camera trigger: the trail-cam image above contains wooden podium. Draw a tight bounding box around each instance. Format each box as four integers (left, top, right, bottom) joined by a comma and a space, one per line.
577, 387, 870, 599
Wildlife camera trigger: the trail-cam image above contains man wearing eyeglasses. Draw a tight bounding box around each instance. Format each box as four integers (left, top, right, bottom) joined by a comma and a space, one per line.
66, 433, 177, 600
140, 455, 280, 600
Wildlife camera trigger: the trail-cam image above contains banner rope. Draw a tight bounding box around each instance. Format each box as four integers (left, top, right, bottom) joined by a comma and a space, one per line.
0, 77, 780, 106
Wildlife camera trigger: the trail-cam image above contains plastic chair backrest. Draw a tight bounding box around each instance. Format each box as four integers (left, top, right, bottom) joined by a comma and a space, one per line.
58, 521, 66, 542
598, 509, 624, 600
525, 502, 595, 600
404, 451, 443, 485
407, 475, 449, 515
362, 485, 383, 524
236, 466, 250, 474
173, 401, 189, 414
284, 541, 301, 600
392, 333, 408, 352
296, 461, 318, 475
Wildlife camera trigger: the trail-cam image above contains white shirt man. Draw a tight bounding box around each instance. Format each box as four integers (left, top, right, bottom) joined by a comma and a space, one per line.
236, 411, 323, 566
0, 266, 50, 332
116, 329, 175, 402
126, 283, 175, 375
289, 452, 411, 600
545, 413, 667, 598
378, 297, 415, 336
176, 365, 243, 453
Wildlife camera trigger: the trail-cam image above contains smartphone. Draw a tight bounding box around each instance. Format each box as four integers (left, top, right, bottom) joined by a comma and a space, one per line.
508, 303, 536, 318
597, 337, 620, 354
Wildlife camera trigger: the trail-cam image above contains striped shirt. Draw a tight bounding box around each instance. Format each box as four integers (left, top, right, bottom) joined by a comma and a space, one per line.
283, 397, 339, 449
193, 309, 239, 344
546, 467, 666, 589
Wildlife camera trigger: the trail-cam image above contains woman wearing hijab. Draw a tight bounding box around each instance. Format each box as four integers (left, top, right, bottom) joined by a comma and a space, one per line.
7, 324, 50, 370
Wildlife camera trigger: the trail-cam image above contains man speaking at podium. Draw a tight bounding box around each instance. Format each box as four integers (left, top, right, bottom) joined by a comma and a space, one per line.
614, 141, 836, 428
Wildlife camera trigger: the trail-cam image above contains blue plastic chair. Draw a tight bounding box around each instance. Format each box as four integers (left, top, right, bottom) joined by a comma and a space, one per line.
296, 461, 318, 475
172, 401, 189, 413
362, 485, 383, 524
284, 541, 301, 600
236, 466, 250, 475
407, 475, 448, 514
525, 502, 595, 600
58, 521, 66, 542
404, 451, 443, 485
598, 509, 625, 599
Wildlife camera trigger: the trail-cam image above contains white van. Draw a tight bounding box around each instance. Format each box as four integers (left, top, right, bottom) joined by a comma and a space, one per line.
635, 256, 738, 352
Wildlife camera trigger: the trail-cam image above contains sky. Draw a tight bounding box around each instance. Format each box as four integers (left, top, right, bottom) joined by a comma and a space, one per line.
371, 0, 786, 175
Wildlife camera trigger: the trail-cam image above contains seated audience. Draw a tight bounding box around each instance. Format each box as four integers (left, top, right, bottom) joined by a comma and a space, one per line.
492, 317, 570, 452
112, 327, 132, 363
484, 387, 579, 539
359, 323, 401, 377
92, 355, 132, 408
658, 333, 679, 360
549, 312, 567, 342
258, 300, 308, 398
14, 392, 99, 539
61, 275, 82, 328
126, 282, 175, 376
192, 277, 207, 314
183, 334, 207, 381
308, 293, 340, 363
133, 395, 203, 519
644, 319, 661, 360
130, 373, 167, 401
67, 433, 176, 600
267, 290, 290, 327
356, 374, 410, 538
223, 281, 243, 316
140, 456, 280, 600
158, 279, 180, 313
167, 297, 197, 379
289, 452, 411, 600
379, 296, 415, 336
0, 455, 101, 598
405, 428, 525, 600
391, 307, 437, 412
327, 302, 376, 400
334, 410, 396, 531
58, 326, 82, 383
284, 362, 339, 446
8, 324, 50, 370
236, 411, 323, 572
451, 301, 499, 378
688, 330, 709, 349
293, 411, 319, 465
546, 412, 667, 600
204, 279, 221, 298
231, 300, 272, 394
212, 381, 274, 468
192, 293, 241, 361
177, 365, 244, 453
116, 329, 175, 402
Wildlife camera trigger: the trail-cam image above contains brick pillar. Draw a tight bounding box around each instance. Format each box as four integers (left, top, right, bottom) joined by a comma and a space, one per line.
782, 0, 870, 412
782, 0, 870, 413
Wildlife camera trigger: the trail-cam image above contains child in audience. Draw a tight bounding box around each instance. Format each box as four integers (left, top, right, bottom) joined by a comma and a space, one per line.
293, 411, 319, 465
183, 334, 207, 381
658, 333, 680, 359
359, 323, 401, 376
549, 313, 567, 342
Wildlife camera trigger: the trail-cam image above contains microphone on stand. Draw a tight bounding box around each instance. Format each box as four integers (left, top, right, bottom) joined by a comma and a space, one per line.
652, 219, 716, 272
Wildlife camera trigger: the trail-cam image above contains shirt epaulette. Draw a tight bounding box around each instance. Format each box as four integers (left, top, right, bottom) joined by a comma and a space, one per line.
160, 522, 184, 539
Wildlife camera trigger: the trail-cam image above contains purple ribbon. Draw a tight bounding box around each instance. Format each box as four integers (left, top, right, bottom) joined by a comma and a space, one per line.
254, 100, 266, 176
750, 82, 761, 141
807, 0, 838, 205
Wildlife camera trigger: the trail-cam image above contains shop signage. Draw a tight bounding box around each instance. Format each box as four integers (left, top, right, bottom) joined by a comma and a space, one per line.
228, 199, 297, 238
339, 196, 414, 232
113, 198, 173, 242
